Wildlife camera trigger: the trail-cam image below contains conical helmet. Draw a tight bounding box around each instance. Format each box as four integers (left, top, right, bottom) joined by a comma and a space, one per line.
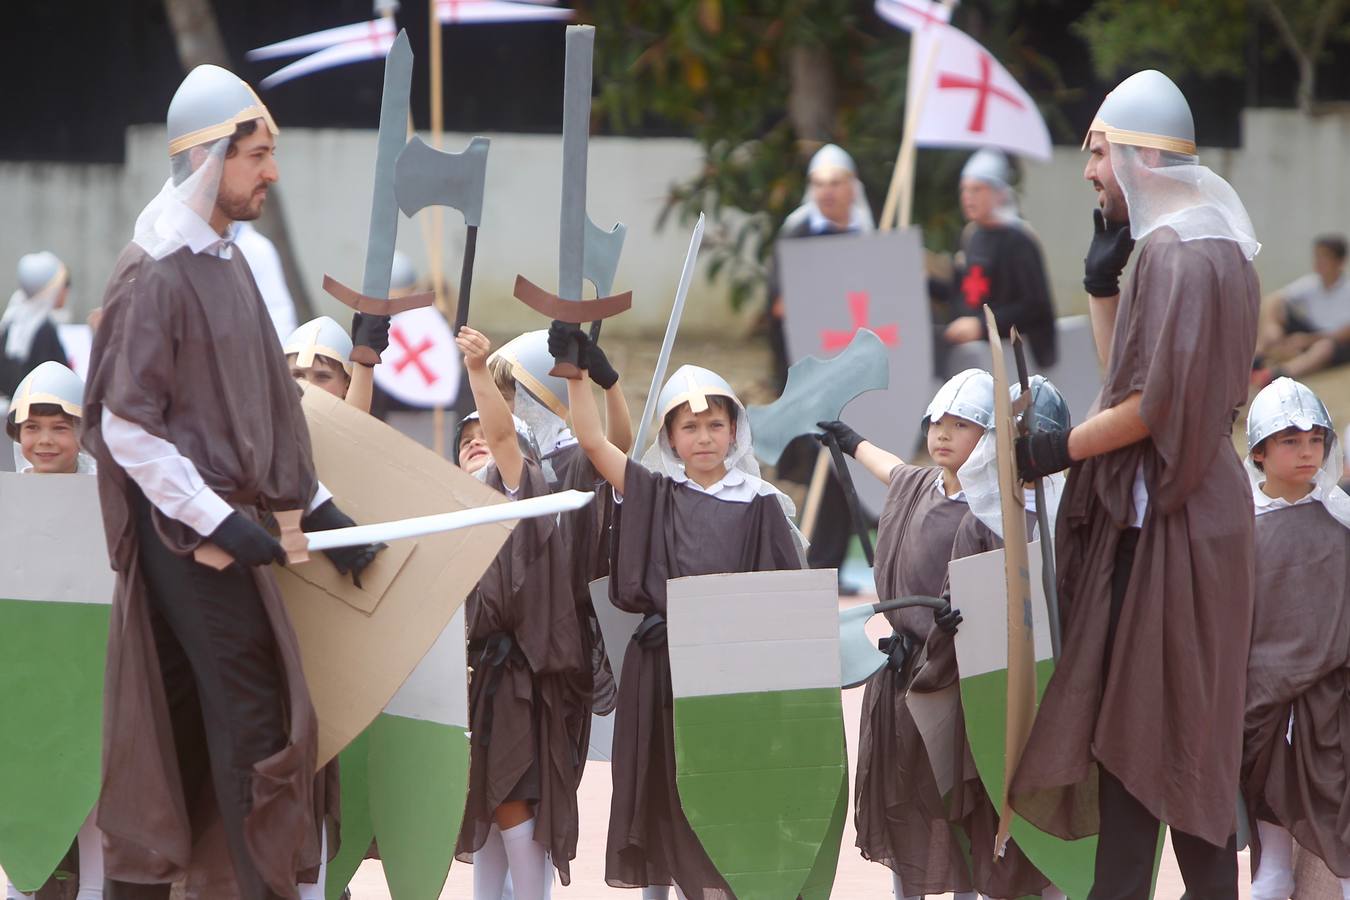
16, 252, 66, 299
923, 368, 994, 430
488, 331, 569, 418
1010, 374, 1071, 434
960, 149, 1013, 188
1083, 69, 1195, 155
6, 361, 84, 438
167, 64, 278, 157
1247, 377, 1334, 451
284, 317, 353, 373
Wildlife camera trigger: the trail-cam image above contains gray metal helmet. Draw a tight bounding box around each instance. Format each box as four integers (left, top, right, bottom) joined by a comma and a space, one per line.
7, 361, 84, 438
960, 149, 1013, 189
1010, 375, 1071, 434
390, 251, 419, 293
1083, 69, 1195, 156
1246, 377, 1334, 452
16, 251, 66, 298
452, 411, 540, 466
488, 330, 569, 418
655, 364, 741, 423
922, 368, 994, 430
284, 316, 353, 374
167, 64, 278, 157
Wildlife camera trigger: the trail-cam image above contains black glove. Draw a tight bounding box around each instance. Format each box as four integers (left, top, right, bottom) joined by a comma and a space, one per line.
934, 597, 963, 635
1016, 428, 1073, 481
1083, 208, 1136, 297
879, 632, 911, 673
303, 499, 385, 587
547, 320, 584, 363
351, 312, 391, 358
815, 420, 866, 457
207, 512, 286, 568
584, 340, 619, 390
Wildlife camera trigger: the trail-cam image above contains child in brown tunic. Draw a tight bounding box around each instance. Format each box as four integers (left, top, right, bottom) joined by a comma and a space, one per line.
454, 326, 589, 900
559, 330, 801, 900
819, 368, 993, 900
1242, 378, 1350, 900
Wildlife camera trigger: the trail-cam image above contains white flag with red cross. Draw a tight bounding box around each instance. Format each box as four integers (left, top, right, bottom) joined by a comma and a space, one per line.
905, 21, 1051, 160
435, 0, 572, 25
372, 306, 462, 407
874, 0, 952, 32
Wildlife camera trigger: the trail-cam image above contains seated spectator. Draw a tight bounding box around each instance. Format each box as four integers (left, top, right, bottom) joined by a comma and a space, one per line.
1254, 234, 1350, 386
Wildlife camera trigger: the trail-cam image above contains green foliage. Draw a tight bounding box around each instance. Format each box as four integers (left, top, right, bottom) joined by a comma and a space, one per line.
578, 0, 1066, 312
1074, 0, 1248, 81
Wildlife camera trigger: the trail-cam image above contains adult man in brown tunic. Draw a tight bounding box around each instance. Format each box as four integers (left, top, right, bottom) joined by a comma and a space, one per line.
82, 65, 377, 899
1012, 69, 1262, 899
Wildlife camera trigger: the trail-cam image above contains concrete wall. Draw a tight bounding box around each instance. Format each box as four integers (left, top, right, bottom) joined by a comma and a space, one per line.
3, 107, 1349, 333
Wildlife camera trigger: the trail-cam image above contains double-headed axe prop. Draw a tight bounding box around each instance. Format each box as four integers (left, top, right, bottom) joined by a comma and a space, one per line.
514, 24, 630, 378
747, 329, 890, 566
395, 135, 490, 333
320, 30, 436, 408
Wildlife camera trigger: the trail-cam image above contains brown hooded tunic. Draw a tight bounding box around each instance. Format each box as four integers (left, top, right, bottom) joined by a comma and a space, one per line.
455, 458, 590, 884
1010, 228, 1261, 847
606, 459, 801, 899
1242, 500, 1350, 876
915, 510, 1051, 898
855, 463, 972, 894
81, 243, 321, 893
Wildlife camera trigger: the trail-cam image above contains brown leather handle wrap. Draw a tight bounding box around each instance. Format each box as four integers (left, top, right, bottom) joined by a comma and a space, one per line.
512, 275, 632, 324
322, 275, 437, 317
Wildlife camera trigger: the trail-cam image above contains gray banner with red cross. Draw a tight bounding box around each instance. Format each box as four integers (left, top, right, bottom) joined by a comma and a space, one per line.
777, 229, 938, 515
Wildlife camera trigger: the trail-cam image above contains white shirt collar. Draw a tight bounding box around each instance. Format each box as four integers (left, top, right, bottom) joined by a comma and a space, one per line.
157, 198, 239, 259
1254, 482, 1322, 516
807, 206, 857, 235
672, 465, 759, 502
934, 471, 969, 504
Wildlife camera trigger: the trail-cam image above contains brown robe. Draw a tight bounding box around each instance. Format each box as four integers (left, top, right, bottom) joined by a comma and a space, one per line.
606, 459, 801, 899
855, 463, 972, 893
1242, 501, 1350, 876
1010, 228, 1261, 847
81, 243, 321, 893
455, 458, 589, 884
916, 511, 1051, 898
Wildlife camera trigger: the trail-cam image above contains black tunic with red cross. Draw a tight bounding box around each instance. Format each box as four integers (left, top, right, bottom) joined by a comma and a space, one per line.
954, 222, 1058, 368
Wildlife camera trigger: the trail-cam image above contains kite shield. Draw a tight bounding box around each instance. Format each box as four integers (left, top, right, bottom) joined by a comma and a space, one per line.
666, 569, 847, 899
0, 473, 111, 892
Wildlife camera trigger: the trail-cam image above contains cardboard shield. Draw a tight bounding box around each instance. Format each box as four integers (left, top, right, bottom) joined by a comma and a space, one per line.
282, 384, 512, 764
667, 569, 848, 899
948, 543, 1104, 898
777, 230, 935, 514
326, 610, 470, 899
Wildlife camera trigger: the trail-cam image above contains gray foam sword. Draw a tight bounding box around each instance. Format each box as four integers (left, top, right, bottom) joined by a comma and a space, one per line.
513, 24, 630, 378
747, 328, 890, 565
395, 135, 490, 333
321, 29, 436, 366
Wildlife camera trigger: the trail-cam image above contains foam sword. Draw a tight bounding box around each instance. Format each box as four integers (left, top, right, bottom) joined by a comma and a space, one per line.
514, 24, 630, 378
321, 30, 436, 377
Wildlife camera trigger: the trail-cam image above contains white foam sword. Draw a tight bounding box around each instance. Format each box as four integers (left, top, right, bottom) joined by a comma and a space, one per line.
195, 489, 594, 570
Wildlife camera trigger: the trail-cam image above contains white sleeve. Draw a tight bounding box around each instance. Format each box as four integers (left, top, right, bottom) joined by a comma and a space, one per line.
100, 408, 234, 537
309, 481, 333, 513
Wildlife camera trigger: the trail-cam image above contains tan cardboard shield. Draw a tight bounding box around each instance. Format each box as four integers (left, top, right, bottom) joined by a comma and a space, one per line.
279, 384, 514, 765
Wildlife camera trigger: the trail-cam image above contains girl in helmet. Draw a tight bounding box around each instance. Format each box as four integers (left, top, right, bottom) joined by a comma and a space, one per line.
559, 325, 801, 900
1242, 378, 1350, 900
5, 361, 103, 900
817, 369, 993, 900
453, 325, 589, 900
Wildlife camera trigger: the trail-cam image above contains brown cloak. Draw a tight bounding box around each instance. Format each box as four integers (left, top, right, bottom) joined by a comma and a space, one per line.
81, 243, 321, 894
455, 458, 590, 884
915, 511, 1051, 898
855, 463, 972, 893
1010, 228, 1261, 847
606, 459, 801, 899
1242, 502, 1350, 876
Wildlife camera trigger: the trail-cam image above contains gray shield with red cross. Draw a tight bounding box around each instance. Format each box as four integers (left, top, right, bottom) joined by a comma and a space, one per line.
776, 229, 936, 515
372, 305, 463, 407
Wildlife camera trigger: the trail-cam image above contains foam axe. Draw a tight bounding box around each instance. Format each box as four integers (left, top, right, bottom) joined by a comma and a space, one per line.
747, 329, 890, 565
515, 25, 630, 378
321, 30, 436, 371
395, 134, 490, 333
838, 596, 946, 689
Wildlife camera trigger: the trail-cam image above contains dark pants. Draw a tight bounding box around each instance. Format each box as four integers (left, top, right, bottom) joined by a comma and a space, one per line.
806, 472, 852, 570
107, 493, 288, 900
1089, 528, 1238, 900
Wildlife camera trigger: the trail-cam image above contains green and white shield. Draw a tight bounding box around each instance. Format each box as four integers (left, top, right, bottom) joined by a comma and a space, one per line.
0, 473, 112, 892
327, 609, 470, 899
667, 569, 848, 900
949, 542, 1133, 900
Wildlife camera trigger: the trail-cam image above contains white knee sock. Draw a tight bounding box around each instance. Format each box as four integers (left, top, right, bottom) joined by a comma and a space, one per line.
500, 819, 550, 900
74, 811, 105, 900
6, 884, 34, 900
296, 828, 329, 900
890, 870, 923, 899
1251, 820, 1295, 900
1340, 876, 1350, 900
1041, 887, 1067, 900
641, 887, 670, 900
474, 825, 511, 900
951, 893, 980, 900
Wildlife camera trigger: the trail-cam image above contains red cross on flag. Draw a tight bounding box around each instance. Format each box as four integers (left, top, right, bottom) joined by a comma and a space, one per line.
874, 0, 952, 33
905, 22, 1051, 160
373, 306, 463, 407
